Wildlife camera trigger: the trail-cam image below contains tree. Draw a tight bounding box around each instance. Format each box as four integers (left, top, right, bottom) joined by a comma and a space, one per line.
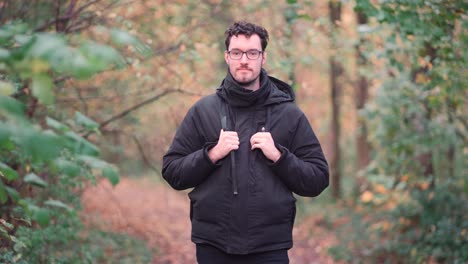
332, 1, 468, 262
354, 9, 370, 172
328, 0, 343, 199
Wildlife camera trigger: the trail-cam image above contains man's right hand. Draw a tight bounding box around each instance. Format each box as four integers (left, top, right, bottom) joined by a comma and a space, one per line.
208, 129, 239, 163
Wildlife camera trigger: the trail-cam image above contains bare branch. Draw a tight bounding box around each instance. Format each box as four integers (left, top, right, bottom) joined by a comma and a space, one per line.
132, 134, 160, 174
35, 0, 101, 32
98, 88, 203, 130
73, 86, 88, 115
57, 87, 164, 103
154, 42, 183, 56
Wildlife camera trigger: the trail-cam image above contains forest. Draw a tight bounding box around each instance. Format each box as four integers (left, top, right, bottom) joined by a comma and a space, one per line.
0, 0, 466, 263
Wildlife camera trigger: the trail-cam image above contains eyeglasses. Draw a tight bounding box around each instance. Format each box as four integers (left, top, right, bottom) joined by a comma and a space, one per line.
227, 49, 263, 60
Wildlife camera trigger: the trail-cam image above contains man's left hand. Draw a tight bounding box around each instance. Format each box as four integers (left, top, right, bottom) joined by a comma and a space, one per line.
250, 130, 281, 162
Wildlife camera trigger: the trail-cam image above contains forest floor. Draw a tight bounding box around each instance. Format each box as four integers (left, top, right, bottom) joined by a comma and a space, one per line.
82, 177, 342, 264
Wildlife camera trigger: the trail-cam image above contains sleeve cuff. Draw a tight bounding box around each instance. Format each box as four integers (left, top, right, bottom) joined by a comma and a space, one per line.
267, 143, 288, 167
203, 142, 223, 167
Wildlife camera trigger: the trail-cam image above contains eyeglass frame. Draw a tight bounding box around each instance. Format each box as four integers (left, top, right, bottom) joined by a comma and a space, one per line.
226, 49, 264, 60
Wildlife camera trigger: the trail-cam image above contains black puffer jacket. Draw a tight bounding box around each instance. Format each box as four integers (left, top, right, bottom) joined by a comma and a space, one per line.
162, 69, 329, 254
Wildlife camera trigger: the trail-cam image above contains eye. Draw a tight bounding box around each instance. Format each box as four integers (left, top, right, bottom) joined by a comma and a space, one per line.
248, 50, 259, 56
231, 50, 242, 56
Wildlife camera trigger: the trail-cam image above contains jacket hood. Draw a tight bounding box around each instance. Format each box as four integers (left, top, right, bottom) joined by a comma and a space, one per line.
216, 68, 295, 108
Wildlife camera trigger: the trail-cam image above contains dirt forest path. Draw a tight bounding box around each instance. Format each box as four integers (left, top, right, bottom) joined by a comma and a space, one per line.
82, 178, 341, 264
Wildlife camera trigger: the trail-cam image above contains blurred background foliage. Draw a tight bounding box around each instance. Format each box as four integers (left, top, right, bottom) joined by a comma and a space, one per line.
0, 0, 466, 263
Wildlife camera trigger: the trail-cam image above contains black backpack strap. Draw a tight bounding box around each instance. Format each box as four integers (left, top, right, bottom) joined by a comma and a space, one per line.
218, 95, 238, 195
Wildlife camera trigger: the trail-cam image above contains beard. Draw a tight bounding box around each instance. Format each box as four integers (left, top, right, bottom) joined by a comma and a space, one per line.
235, 76, 258, 87
231, 68, 261, 88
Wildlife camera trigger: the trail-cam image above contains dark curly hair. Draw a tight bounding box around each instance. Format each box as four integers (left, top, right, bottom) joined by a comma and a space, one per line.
224, 21, 269, 51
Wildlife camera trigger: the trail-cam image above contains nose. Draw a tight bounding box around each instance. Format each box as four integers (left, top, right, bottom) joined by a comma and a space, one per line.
240, 53, 249, 63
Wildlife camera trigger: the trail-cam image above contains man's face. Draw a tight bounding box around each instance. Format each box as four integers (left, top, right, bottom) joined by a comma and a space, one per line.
225, 34, 267, 91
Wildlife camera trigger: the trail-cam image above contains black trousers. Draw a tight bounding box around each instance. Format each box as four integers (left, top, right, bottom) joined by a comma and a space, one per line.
196, 244, 289, 264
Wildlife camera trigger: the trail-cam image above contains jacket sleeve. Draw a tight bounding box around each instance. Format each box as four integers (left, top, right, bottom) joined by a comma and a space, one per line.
269, 114, 329, 197
162, 105, 219, 190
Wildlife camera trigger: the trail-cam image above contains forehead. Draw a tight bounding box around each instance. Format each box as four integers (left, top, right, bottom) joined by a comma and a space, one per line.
229, 34, 262, 50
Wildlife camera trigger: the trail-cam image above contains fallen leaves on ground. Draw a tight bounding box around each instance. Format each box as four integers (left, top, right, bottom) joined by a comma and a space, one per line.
82, 177, 342, 264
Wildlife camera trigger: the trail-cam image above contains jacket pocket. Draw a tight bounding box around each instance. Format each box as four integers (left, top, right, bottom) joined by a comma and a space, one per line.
189, 185, 221, 225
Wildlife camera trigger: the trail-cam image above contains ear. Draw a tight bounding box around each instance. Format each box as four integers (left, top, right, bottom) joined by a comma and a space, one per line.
262, 51, 267, 66
224, 51, 229, 64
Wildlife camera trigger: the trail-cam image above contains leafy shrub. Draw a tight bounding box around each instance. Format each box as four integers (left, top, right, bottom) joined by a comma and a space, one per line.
0, 21, 150, 263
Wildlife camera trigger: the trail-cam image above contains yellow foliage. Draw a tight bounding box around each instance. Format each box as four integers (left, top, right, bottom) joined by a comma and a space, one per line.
30, 59, 49, 73
415, 73, 430, 84
0, 81, 14, 96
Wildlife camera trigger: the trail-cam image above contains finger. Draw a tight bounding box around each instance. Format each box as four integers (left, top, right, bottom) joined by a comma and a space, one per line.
223, 132, 239, 138
250, 133, 260, 143
251, 142, 263, 150
250, 137, 256, 147
228, 139, 240, 146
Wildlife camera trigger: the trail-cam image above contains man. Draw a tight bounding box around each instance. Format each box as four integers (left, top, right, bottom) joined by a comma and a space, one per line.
162, 21, 329, 264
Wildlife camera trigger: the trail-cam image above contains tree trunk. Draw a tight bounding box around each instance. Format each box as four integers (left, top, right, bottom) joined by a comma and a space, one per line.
329, 0, 343, 200
351, 10, 372, 200
412, 43, 436, 181
355, 10, 371, 171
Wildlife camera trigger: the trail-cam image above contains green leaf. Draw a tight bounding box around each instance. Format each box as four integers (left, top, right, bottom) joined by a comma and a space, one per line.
0, 29, 14, 42
80, 41, 124, 71
110, 28, 152, 56
54, 158, 80, 177
18, 129, 64, 162
44, 199, 72, 212
102, 166, 119, 186
46, 117, 70, 133
24, 173, 47, 188
11, 235, 26, 251
5, 186, 19, 202
0, 162, 19, 181
0, 95, 25, 118
14, 34, 32, 45
74, 111, 99, 131
64, 131, 100, 156
27, 33, 67, 58
0, 48, 11, 61
0, 180, 7, 204
77, 155, 109, 169
32, 207, 50, 226
42, 46, 94, 79
110, 28, 139, 46
31, 74, 54, 105
0, 123, 13, 150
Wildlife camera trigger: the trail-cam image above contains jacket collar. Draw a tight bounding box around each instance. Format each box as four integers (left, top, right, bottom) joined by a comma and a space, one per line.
216, 68, 294, 108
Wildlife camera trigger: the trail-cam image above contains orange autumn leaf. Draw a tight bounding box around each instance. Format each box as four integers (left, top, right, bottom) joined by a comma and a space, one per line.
374, 184, 387, 194
360, 191, 374, 203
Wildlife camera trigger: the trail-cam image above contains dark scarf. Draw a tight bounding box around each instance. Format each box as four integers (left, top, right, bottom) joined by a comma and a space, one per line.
217, 68, 273, 108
